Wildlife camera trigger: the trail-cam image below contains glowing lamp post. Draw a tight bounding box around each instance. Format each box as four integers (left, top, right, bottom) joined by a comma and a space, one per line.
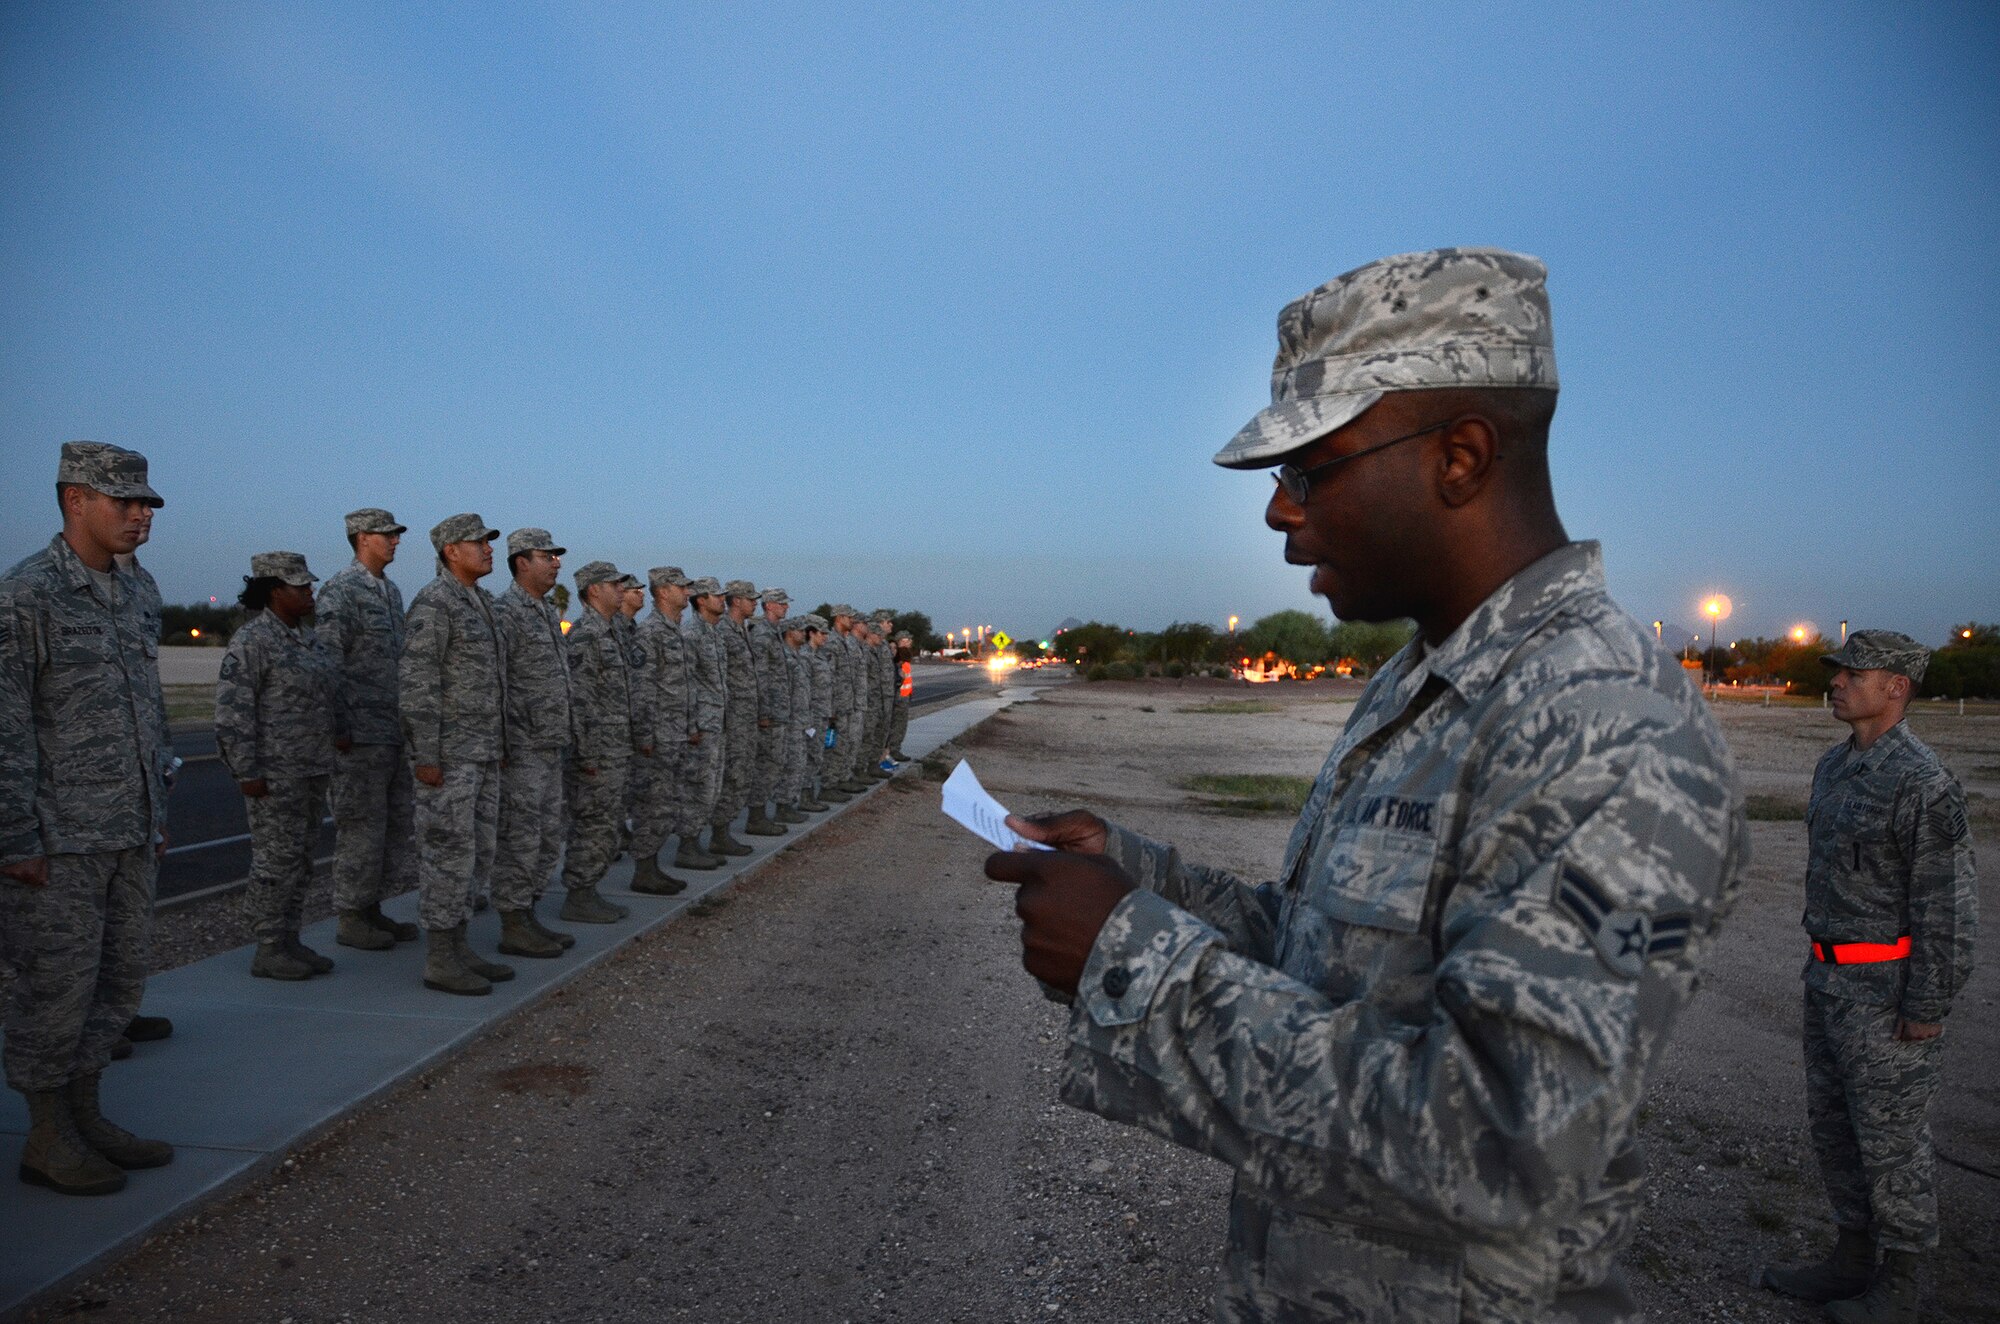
1701, 595, 1732, 686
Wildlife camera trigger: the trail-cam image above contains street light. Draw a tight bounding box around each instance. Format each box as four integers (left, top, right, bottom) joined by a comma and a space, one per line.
1228, 615, 1238, 634
1700, 594, 1732, 686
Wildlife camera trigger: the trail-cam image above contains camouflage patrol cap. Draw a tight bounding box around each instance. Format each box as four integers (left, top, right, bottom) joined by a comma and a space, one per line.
649, 565, 693, 590
761, 586, 790, 605
615, 572, 642, 591
1822, 630, 1930, 683
430, 513, 499, 551
57, 442, 163, 507
803, 614, 830, 632
573, 560, 621, 591
1216, 247, 1559, 469
723, 578, 758, 599
345, 507, 406, 537
829, 604, 858, 620
249, 551, 316, 586
506, 528, 565, 557
873, 609, 895, 623
686, 576, 722, 597
895, 630, 912, 643
777, 616, 806, 634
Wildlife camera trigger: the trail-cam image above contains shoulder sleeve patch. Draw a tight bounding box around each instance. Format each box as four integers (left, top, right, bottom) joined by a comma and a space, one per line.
1554, 861, 1690, 979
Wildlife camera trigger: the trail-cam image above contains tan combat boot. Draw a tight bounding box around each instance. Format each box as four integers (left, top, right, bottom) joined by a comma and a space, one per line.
451, 926, 515, 983
1825, 1249, 1920, 1324
497, 908, 564, 958
743, 805, 787, 837
421, 925, 491, 996
363, 902, 419, 942
674, 838, 722, 870
773, 803, 809, 824
17, 1089, 125, 1194
630, 856, 688, 896
250, 940, 314, 981
67, 1072, 173, 1169
284, 932, 334, 974
560, 884, 629, 924
335, 909, 393, 951
526, 899, 576, 949
1761, 1225, 1873, 1303
707, 821, 752, 856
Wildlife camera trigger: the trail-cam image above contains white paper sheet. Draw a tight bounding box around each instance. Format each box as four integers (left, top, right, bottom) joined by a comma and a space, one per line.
940, 759, 1053, 852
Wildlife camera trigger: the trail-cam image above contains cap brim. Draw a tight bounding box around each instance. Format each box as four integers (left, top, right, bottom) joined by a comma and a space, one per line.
1212, 390, 1383, 470
99, 483, 165, 508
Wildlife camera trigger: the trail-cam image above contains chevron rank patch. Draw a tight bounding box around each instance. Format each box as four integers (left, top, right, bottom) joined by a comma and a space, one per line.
1555, 862, 1690, 978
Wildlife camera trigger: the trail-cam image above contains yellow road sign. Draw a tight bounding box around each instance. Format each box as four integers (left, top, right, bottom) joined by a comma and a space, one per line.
991, 630, 1012, 649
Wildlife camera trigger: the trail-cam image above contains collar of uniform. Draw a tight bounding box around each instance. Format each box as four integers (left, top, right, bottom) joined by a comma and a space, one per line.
47, 532, 127, 599
1410, 540, 1605, 704
1848, 718, 1915, 773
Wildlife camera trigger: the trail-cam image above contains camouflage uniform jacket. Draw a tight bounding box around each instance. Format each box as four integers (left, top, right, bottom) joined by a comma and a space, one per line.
834, 633, 865, 718
719, 615, 757, 728
1062, 542, 1748, 1321
493, 583, 574, 754
399, 574, 506, 766
1803, 721, 1977, 1023
613, 613, 654, 753
680, 615, 727, 736
315, 560, 407, 747
566, 609, 639, 766
215, 610, 343, 781
748, 618, 792, 726
807, 642, 834, 727
785, 641, 812, 734
638, 610, 692, 749
123, 554, 172, 759
876, 639, 896, 705
0, 536, 171, 865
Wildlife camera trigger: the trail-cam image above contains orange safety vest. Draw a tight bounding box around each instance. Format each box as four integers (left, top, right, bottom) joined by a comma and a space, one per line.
898, 659, 913, 698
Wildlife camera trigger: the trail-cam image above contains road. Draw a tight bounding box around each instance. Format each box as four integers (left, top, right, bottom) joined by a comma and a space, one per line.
155, 662, 1020, 903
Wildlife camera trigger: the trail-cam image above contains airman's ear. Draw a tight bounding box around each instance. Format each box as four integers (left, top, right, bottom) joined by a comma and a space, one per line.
1436, 415, 1501, 509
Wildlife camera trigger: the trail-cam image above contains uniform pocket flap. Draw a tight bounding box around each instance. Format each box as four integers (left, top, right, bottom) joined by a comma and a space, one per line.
1263, 1209, 1464, 1319
1306, 824, 1439, 933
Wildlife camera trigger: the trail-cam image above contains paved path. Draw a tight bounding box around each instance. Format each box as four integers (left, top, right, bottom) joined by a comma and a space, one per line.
0, 685, 1043, 1315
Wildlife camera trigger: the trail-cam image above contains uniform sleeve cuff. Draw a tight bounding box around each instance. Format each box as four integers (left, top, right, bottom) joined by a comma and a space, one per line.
1103, 822, 1176, 892
1075, 888, 1219, 1028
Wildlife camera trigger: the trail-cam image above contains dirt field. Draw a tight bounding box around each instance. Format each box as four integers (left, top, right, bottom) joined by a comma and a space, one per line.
26, 678, 1998, 1322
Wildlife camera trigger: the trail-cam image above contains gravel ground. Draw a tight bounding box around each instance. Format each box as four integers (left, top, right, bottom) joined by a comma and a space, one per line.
21, 678, 2000, 1321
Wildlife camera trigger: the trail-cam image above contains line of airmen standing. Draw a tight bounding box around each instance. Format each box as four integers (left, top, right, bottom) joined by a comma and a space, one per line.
2, 443, 920, 1197
219, 509, 917, 997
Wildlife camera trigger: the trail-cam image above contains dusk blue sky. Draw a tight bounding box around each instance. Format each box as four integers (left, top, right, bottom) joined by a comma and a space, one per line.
4, 2, 1995, 648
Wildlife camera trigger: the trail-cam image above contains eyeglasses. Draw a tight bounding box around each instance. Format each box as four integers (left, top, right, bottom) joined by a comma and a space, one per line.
1272, 419, 1453, 505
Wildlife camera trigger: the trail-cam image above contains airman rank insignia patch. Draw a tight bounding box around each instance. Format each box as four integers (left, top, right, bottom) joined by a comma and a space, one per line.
1555, 862, 1689, 978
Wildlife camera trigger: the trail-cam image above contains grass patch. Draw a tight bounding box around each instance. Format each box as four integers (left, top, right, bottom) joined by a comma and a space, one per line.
1178, 699, 1282, 715
164, 683, 215, 725
1182, 773, 1315, 817
1746, 794, 1807, 821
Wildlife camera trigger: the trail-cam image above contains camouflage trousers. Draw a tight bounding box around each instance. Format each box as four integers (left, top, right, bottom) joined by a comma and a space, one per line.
859, 698, 884, 767
493, 748, 564, 911
717, 708, 755, 822
0, 847, 153, 1092
803, 725, 827, 797
830, 705, 863, 783
886, 697, 910, 757
751, 719, 786, 805
628, 739, 688, 861
413, 761, 499, 932
562, 756, 629, 890
1804, 988, 1945, 1252
330, 741, 416, 912
779, 722, 808, 804
679, 728, 724, 836
244, 775, 330, 941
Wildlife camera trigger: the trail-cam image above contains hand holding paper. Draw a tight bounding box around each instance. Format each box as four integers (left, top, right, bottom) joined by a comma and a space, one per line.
940, 760, 1053, 852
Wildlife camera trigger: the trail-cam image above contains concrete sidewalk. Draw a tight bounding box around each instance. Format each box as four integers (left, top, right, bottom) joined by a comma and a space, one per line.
0, 686, 1042, 1315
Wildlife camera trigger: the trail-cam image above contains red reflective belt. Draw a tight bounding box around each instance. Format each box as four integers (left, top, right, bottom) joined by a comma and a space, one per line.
1810, 936, 1912, 964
